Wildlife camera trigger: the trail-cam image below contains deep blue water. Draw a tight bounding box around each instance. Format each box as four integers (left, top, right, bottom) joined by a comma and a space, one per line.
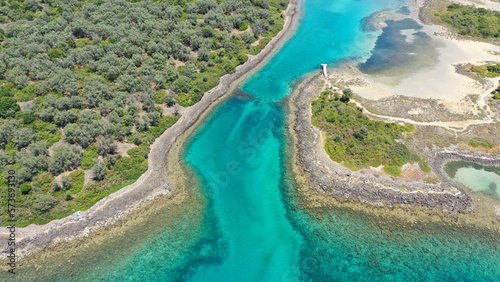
12, 0, 500, 281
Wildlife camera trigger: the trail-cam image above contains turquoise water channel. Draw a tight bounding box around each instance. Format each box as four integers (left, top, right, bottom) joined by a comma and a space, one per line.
11, 0, 500, 281
183, 0, 400, 280
183, 0, 402, 280
178, 0, 500, 280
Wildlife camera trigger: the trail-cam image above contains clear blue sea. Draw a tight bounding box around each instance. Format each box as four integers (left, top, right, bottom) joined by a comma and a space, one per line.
10, 0, 500, 281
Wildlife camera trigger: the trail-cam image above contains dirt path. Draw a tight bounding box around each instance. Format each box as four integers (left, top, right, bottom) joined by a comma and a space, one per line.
349, 78, 498, 132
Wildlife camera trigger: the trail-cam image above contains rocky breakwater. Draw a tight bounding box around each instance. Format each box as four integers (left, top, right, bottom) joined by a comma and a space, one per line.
289, 75, 475, 213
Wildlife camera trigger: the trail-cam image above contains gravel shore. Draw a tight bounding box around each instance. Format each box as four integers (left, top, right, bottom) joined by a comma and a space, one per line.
0, 0, 303, 260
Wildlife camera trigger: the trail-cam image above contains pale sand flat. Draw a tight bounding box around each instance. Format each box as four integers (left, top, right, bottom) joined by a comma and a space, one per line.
351, 25, 500, 102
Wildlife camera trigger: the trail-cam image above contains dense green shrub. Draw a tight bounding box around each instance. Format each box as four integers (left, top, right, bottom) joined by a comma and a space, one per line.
312, 89, 421, 173
0, 88, 13, 98
65, 191, 73, 201
69, 170, 85, 193
487, 64, 500, 73
49, 144, 83, 175
490, 83, 500, 99
21, 112, 35, 124
481, 141, 495, 149
114, 152, 148, 181
34, 194, 58, 213
52, 180, 61, 192
61, 175, 73, 191
439, 4, 500, 38
419, 161, 432, 173
469, 140, 480, 147
92, 159, 107, 181
469, 140, 496, 149
0, 97, 20, 117
236, 53, 249, 64
20, 183, 31, 195
384, 165, 402, 177
472, 64, 500, 78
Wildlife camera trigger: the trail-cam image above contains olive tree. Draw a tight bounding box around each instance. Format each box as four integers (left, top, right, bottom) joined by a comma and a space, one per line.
34, 194, 58, 213
92, 158, 106, 181
13, 128, 36, 149
49, 144, 83, 175
96, 135, 116, 156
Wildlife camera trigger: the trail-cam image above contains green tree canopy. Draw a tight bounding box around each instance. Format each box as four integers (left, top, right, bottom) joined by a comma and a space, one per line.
0, 97, 20, 117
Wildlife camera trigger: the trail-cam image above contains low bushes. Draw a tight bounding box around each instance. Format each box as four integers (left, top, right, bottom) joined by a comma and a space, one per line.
312, 90, 423, 176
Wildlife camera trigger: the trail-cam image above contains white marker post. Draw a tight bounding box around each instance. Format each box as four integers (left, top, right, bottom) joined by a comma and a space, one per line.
321, 64, 331, 87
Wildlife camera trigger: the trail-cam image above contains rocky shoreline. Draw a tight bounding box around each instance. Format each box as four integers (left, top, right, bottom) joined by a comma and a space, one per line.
289, 74, 478, 213
0, 0, 302, 261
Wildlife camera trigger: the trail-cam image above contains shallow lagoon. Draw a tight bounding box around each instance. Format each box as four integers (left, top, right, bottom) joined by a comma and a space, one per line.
445, 161, 500, 199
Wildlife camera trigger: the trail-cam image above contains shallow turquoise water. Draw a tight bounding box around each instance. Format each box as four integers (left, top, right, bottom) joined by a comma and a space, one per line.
291, 206, 500, 281
182, 0, 403, 280
185, 97, 300, 281
179, 0, 500, 279
242, 0, 392, 100
22, 0, 500, 280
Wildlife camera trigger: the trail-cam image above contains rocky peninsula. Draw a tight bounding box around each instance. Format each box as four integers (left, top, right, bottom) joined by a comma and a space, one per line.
289, 75, 475, 212
287, 0, 500, 231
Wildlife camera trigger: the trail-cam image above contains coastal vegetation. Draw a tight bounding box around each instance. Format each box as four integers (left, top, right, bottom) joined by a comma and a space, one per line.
491, 84, 500, 100
312, 89, 427, 176
471, 63, 500, 78
470, 64, 500, 99
0, 0, 289, 226
437, 4, 500, 38
468, 140, 495, 149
